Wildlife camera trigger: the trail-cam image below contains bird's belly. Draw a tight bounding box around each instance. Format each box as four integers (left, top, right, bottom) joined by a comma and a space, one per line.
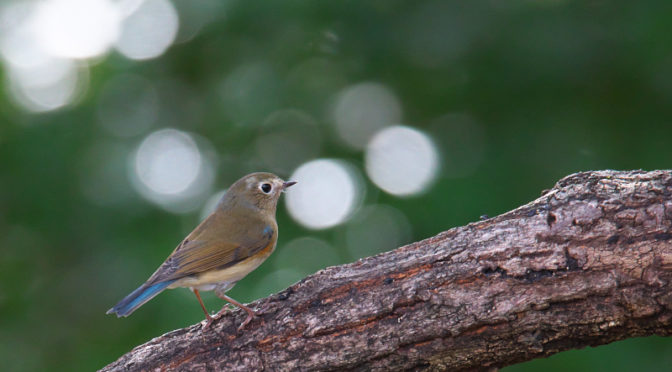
169, 246, 274, 290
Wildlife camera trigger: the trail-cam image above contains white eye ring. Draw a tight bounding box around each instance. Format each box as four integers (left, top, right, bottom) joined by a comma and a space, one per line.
260, 183, 272, 194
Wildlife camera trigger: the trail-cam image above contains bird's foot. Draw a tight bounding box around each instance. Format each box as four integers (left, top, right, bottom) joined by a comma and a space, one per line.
202, 309, 258, 332
202, 313, 217, 329
236, 312, 255, 332
201, 305, 241, 331
234, 303, 260, 332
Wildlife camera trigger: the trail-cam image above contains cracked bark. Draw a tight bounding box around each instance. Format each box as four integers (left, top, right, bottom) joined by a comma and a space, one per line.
101, 170, 672, 371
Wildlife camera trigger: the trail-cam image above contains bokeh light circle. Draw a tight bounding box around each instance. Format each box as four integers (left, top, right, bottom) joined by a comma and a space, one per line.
365, 125, 439, 196
115, 0, 179, 60
131, 129, 215, 213
32, 0, 121, 59
0, 2, 50, 69
7, 58, 87, 112
134, 128, 201, 196
332, 82, 402, 149
286, 159, 362, 230
0, 2, 91, 112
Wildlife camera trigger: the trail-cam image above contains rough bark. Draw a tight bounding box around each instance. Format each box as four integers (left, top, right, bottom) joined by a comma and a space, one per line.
101, 170, 672, 372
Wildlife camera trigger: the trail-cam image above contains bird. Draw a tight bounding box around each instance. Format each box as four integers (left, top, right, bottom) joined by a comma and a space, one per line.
106, 172, 296, 330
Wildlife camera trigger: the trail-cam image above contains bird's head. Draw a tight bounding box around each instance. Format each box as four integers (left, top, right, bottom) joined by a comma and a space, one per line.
221, 172, 296, 213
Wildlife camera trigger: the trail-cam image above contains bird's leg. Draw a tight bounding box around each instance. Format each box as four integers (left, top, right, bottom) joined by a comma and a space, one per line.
214, 291, 256, 331
193, 289, 216, 329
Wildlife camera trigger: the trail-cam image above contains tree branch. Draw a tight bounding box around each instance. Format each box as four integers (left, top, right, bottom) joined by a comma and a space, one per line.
101, 170, 672, 371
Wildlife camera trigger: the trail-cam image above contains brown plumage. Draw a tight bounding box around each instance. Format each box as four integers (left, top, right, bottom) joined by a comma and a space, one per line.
107, 172, 296, 330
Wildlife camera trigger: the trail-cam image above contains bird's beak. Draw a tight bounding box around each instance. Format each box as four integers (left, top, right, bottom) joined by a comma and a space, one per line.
282, 181, 297, 190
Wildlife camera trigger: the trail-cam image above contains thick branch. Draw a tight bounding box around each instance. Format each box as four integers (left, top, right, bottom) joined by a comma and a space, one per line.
102, 170, 672, 371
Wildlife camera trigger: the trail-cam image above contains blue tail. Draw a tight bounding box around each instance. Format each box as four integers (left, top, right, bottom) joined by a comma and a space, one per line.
106, 280, 176, 317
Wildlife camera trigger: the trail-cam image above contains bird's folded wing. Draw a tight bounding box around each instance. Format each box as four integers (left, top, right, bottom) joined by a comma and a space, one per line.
147, 232, 273, 284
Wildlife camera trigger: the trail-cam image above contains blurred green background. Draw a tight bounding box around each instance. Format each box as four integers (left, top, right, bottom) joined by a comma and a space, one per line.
1, 0, 671, 370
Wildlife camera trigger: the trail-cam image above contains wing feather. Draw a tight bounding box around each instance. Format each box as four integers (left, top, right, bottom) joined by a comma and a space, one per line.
146, 217, 275, 284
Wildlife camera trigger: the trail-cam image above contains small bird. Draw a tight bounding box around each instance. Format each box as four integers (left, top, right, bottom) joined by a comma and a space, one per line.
107, 172, 296, 330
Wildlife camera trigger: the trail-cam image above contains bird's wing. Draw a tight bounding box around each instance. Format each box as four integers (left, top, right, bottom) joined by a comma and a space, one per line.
146, 219, 276, 284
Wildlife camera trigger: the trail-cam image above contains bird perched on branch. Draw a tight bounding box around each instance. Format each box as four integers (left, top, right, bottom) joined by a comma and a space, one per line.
107, 172, 296, 330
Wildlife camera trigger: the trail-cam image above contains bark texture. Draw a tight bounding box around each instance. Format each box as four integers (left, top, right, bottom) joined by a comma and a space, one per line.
101, 170, 672, 371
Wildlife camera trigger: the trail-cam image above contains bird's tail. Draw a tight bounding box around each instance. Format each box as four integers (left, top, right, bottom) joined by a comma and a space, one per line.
106, 280, 176, 317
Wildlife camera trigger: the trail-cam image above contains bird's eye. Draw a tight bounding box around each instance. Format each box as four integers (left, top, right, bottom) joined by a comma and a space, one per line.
260, 183, 272, 193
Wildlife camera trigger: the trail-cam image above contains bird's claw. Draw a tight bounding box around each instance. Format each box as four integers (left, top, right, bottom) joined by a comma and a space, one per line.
202, 308, 258, 332
236, 314, 254, 332
202, 313, 218, 329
